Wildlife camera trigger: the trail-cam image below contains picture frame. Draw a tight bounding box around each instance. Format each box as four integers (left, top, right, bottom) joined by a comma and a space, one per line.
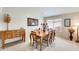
64, 18, 71, 27
27, 18, 38, 26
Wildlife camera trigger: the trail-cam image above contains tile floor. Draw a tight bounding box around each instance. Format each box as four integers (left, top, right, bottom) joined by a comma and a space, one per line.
0, 37, 79, 51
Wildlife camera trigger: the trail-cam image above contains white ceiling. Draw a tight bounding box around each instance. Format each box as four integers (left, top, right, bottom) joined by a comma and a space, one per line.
3, 7, 79, 17
40, 7, 79, 17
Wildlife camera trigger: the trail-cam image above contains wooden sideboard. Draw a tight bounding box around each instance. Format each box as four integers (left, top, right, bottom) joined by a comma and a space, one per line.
0, 29, 25, 48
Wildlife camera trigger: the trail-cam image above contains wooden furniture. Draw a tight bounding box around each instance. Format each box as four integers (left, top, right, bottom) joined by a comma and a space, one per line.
41, 20, 48, 32
35, 29, 49, 50
49, 30, 55, 44
30, 31, 40, 48
30, 29, 49, 51
0, 29, 25, 48
30, 29, 55, 51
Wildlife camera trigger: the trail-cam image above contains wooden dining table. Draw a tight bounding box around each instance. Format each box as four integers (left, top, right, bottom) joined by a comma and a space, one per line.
34, 29, 49, 50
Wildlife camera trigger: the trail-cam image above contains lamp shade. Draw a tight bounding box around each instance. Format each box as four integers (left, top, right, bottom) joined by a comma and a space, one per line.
4, 14, 11, 23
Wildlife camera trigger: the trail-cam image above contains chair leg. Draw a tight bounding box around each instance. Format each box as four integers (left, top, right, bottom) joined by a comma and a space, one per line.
30, 36, 33, 47
36, 40, 38, 48
50, 39, 52, 44
47, 39, 49, 46
33, 41, 34, 46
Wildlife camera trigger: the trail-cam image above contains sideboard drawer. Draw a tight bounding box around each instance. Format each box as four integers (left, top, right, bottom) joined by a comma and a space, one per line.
6, 31, 13, 39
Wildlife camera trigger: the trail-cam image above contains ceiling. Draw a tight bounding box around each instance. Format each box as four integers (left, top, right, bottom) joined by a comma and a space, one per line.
3, 7, 79, 17
40, 7, 79, 17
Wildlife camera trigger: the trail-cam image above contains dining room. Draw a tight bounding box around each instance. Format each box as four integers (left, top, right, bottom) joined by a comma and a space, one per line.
0, 7, 79, 51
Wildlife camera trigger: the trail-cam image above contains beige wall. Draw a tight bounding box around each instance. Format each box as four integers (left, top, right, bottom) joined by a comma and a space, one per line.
2, 7, 43, 30
0, 7, 43, 45
44, 12, 79, 41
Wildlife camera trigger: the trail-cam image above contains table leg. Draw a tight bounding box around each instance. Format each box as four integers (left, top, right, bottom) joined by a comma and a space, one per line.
23, 35, 25, 42
2, 32, 6, 49
24, 33, 26, 42
2, 40, 6, 48
22, 34, 25, 42
40, 37, 42, 51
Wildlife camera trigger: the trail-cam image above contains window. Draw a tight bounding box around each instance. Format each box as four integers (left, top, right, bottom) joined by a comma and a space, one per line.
47, 19, 62, 32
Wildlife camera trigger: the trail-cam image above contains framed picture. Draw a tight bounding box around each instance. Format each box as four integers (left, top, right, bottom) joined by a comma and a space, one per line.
27, 18, 38, 26
64, 18, 71, 27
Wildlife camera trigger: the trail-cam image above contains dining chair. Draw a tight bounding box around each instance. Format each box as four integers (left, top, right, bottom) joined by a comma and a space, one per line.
48, 30, 56, 49
30, 31, 40, 49
43, 32, 51, 47
49, 30, 55, 43
43, 30, 55, 47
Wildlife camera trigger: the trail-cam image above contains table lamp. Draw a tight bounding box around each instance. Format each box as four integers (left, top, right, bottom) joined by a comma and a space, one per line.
75, 23, 79, 42
4, 14, 11, 31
